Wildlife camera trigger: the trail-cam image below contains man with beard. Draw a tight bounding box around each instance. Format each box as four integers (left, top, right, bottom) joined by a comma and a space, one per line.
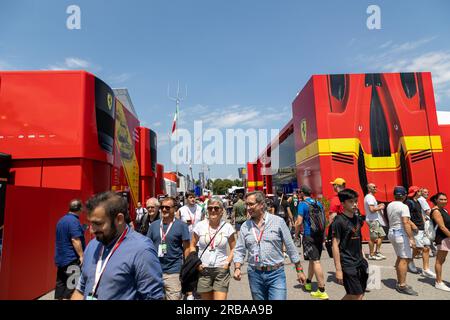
71, 192, 164, 300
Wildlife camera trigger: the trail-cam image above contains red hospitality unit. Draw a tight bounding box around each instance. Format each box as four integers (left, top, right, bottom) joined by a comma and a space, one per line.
0, 71, 158, 299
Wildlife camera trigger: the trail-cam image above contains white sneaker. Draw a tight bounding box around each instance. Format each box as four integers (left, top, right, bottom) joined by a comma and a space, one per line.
422, 269, 436, 279
375, 252, 387, 260
408, 262, 418, 273
368, 255, 382, 261
435, 282, 450, 292
186, 295, 195, 300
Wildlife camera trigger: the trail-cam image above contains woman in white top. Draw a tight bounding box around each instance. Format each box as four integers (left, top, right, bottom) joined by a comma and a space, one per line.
190, 196, 236, 300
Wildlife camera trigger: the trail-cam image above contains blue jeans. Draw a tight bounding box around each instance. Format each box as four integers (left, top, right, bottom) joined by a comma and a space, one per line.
247, 266, 287, 300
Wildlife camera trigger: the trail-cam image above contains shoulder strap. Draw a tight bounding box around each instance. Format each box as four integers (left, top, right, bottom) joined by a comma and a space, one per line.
338, 215, 360, 247
199, 222, 227, 259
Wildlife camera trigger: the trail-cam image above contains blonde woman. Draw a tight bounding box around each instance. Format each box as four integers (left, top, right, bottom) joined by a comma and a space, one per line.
190, 196, 236, 300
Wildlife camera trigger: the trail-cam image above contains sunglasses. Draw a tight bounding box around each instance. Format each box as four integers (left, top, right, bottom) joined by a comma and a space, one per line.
160, 205, 174, 211
207, 206, 221, 212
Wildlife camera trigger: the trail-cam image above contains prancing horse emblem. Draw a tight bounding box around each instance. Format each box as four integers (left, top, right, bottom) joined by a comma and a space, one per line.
301, 119, 307, 144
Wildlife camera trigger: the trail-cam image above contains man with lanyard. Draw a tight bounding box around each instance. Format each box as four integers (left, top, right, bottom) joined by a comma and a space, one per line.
177, 192, 205, 238
233, 191, 306, 300
147, 197, 191, 300
54, 199, 85, 300
72, 192, 164, 300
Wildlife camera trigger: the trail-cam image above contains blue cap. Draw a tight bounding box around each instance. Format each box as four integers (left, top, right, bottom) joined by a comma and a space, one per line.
393, 186, 407, 196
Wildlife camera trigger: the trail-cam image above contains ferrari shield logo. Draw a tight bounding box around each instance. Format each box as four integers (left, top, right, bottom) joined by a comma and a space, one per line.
107, 93, 113, 110
300, 119, 307, 144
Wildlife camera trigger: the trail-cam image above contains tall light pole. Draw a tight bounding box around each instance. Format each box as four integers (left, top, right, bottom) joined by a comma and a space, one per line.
168, 81, 187, 181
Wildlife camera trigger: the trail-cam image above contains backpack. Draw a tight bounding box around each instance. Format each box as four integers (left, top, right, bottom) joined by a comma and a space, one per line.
307, 200, 326, 235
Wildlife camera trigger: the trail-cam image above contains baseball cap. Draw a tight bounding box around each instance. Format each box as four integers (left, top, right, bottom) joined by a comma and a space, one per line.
330, 178, 346, 186
408, 186, 420, 197
393, 186, 407, 196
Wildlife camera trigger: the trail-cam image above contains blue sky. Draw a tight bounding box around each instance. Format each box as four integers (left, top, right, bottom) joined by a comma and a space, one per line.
1, 0, 450, 181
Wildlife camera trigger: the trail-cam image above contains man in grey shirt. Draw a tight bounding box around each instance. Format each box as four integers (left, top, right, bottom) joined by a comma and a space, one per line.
233, 191, 306, 300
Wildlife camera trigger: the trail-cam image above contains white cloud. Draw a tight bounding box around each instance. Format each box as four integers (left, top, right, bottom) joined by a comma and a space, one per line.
46, 57, 97, 71
379, 40, 393, 49
108, 73, 133, 84
354, 36, 450, 107
196, 105, 291, 129
376, 51, 450, 105
152, 122, 161, 127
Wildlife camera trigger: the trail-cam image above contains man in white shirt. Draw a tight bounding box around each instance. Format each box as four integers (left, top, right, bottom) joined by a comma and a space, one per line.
417, 188, 436, 257
134, 202, 148, 231
364, 183, 387, 260
386, 186, 418, 296
176, 192, 205, 237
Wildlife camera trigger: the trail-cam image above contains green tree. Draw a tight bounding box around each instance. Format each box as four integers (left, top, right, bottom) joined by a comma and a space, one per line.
233, 179, 243, 187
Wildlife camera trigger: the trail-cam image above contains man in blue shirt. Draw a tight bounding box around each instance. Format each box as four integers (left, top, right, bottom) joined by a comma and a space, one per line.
147, 196, 191, 300
54, 199, 85, 300
71, 191, 164, 300
233, 191, 306, 300
296, 185, 328, 300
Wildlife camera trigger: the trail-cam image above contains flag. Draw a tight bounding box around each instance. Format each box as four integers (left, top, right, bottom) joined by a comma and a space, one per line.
171, 104, 179, 135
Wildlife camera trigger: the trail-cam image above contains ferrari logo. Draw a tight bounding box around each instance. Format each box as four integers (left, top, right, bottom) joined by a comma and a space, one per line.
301, 118, 307, 144
107, 93, 113, 110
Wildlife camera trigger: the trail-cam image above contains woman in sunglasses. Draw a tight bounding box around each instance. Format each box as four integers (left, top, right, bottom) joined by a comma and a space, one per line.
190, 196, 236, 300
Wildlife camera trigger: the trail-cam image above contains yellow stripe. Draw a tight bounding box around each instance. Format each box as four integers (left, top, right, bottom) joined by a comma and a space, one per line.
247, 181, 264, 187
295, 136, 442, 171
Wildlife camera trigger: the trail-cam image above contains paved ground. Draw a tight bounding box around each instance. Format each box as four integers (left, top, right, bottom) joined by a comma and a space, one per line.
227, 243, 450, 300
39, 243, 450, 300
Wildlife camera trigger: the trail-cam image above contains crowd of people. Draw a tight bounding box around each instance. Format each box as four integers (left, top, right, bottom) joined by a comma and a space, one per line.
53, 178, 450, 300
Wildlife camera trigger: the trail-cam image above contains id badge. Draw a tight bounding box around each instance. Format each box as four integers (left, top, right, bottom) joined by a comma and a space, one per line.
208, 249, 217, 267
253, 245, 260, 264
158, 243, 167, 257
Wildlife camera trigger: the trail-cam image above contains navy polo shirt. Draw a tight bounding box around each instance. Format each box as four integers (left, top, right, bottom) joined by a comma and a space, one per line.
147, 219, 190, 274
76, 228, 164, 300
55, 213, 85, 268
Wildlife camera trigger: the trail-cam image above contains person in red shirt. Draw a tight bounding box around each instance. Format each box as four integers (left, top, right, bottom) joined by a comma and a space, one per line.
329, 178, 346, 224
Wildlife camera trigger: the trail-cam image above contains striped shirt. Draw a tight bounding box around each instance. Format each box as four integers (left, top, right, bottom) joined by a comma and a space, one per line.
233, 212, 300, 267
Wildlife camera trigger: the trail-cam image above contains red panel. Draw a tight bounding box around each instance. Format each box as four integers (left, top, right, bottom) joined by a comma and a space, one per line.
0, 185, 82, 300
138, 127, 152, 177
9, 160, 42, 187
437, 124, 450, 194
42, 159, 82, 190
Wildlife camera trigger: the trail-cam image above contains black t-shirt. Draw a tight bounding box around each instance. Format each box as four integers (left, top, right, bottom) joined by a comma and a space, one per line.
331, 213, 365, 271
433, 208, 450, 245
406, 199, 425, 230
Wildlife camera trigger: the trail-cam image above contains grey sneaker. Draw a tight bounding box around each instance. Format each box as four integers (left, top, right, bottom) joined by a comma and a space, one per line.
396, 284, 418, 296
408, 262, 419, 273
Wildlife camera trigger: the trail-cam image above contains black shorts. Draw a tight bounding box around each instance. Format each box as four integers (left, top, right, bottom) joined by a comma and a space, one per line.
55, 259, 81, 300
302, 235, 323, 261
343, 264, 369, 296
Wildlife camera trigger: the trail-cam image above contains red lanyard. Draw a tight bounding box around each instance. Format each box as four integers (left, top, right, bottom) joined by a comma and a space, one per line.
251, 216, 266, 245
93, 226, 129, 296
160, 219, 175, 242
208, 224, 219, 250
